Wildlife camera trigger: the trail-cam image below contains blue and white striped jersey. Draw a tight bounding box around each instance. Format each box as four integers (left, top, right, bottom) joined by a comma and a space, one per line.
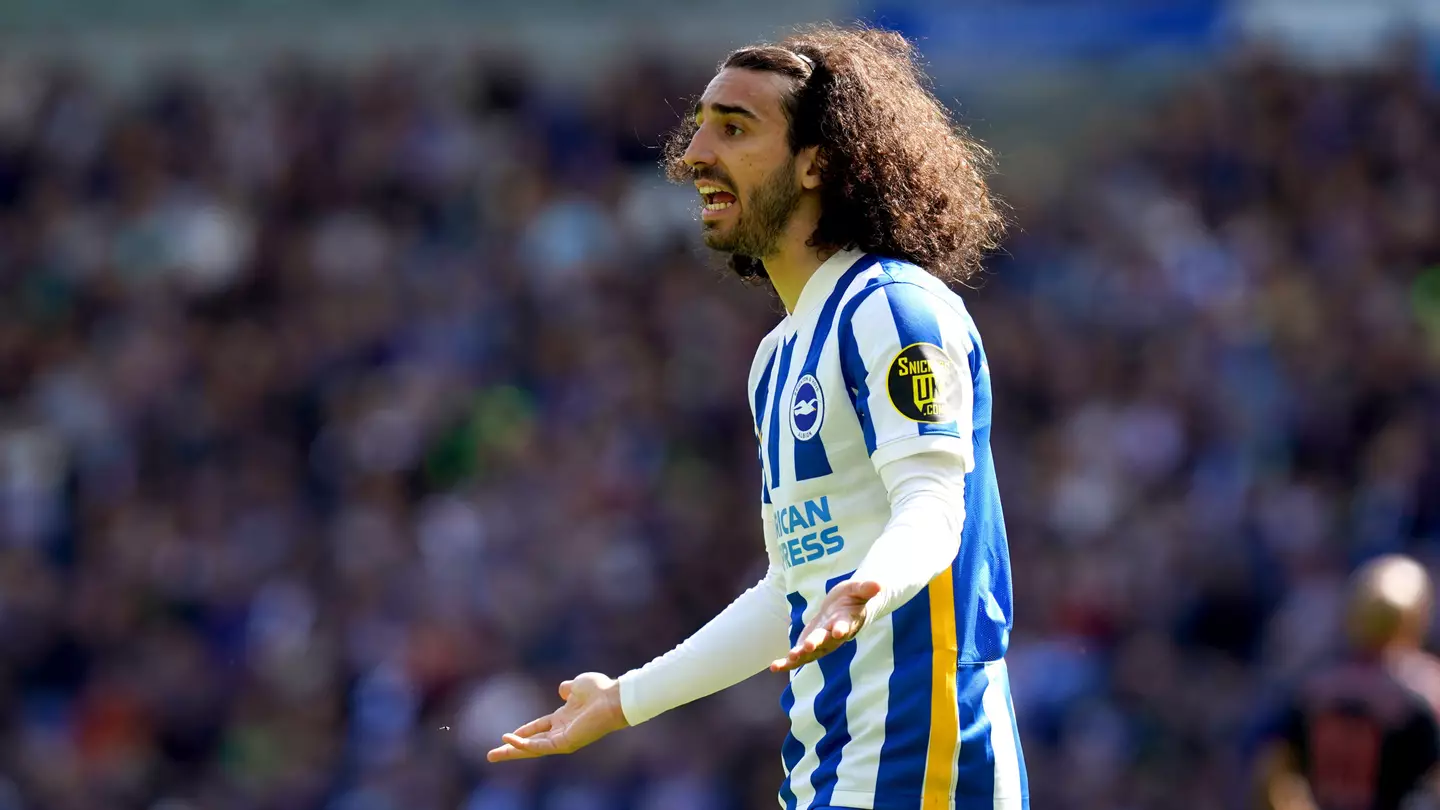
749, 250, 1027, 810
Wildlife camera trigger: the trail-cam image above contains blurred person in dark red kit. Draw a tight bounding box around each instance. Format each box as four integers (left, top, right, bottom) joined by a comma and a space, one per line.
1255, 555, 1440, 810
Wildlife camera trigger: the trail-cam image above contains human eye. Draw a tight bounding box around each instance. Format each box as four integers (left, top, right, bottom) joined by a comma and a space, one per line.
724, 122, 744, 137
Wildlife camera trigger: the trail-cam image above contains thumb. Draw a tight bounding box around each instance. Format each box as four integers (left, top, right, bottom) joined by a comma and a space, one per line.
851, 580, 882, 600
559, 680, 574, 701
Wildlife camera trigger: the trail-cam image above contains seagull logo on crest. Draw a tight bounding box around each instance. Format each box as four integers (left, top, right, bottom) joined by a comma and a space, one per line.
790, 375, 825, 441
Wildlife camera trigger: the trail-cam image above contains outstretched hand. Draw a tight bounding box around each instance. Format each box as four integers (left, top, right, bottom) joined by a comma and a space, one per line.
486, 672, 629, 763
770, 579, 882, 673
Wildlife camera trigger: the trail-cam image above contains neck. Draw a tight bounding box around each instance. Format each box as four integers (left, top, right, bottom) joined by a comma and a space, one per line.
761, 201, 830, 314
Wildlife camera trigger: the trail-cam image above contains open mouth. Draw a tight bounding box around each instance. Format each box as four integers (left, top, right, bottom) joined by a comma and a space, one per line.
698, 185, 737, 215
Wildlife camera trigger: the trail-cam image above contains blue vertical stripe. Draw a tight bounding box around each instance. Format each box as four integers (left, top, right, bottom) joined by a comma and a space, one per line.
766, 336, 797, 491
778, 683, 802, 810
955, 664, 996, 797
808, 572, 856, 805
786, 591, 808, 648
792, 255, 880, 482
778, 591, 809, 810
883, 282, 960, 438
753, 345, 777, 435
874, 586, 934, 804
754, 346, 778, 505
837, 282, 890, 455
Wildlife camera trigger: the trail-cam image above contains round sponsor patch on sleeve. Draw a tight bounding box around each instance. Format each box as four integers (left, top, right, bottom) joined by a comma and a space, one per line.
886, 342, 961, 423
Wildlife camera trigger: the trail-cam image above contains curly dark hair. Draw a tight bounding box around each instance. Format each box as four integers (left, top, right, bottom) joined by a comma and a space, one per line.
663, 23, 1007, 285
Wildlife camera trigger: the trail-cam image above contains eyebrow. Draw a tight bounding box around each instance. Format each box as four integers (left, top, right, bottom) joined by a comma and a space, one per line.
692, 102, 759, 122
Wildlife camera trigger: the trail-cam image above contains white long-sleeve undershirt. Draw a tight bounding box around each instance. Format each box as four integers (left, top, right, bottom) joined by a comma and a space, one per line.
617, 451, 967, 726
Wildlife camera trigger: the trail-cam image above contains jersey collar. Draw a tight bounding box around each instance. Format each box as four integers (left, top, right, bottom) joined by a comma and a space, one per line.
790, 248, 868, 320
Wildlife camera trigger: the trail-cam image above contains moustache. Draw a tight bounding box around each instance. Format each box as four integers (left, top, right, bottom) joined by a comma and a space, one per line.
691, 168, 735, 188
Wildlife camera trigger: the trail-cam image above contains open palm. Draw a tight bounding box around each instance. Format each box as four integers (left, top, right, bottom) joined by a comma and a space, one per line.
486, 672, 628, 762
770, 579, 882, 673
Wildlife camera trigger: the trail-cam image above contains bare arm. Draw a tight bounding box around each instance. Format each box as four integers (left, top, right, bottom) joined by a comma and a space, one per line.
1255, 742, 1318, 810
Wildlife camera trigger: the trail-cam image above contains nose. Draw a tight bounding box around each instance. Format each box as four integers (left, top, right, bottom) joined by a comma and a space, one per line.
681, 125, 714, 171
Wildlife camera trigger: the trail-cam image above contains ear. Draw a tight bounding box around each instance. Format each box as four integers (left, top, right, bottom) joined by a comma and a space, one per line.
795, 145, 823, 191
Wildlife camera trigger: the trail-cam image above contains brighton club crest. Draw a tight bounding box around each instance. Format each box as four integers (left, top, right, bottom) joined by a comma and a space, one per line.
790, 374, 824, 441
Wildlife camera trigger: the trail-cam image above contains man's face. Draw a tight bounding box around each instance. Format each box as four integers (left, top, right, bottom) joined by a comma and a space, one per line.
682, 68, 803, 258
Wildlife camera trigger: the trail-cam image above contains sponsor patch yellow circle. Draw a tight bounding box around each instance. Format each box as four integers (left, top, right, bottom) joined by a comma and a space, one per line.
886, 342, 959, 423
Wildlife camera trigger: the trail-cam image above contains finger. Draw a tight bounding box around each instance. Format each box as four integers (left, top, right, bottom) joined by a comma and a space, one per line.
851, 580, 882, 600
487, 742, 540, 762
559, 680, 573, 701
511, 715, 553, 739
778, 629, 858, 672
773, 642, 823, 672
830, 618, 852, 639
771, 648, 809, 671
772, 626, 832, 670
772, 647, 817, 673
791, 620, 821, 652
502, 731, 561, 756
801, 625, 830, 654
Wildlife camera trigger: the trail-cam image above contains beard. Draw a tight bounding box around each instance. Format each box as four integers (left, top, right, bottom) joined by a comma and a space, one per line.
702, 157, 802, 260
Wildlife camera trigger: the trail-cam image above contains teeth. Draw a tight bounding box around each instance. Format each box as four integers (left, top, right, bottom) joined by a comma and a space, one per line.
698, 185, 724, 194
704, 201, 733, 211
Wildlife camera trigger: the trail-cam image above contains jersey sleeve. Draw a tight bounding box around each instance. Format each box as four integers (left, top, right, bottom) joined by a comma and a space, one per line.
853, 451, 967, 623
614, 503, 791, 726
838, 281, 977, 472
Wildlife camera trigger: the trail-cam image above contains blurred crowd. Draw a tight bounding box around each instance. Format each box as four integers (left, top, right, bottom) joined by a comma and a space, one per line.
0, 39, 1436, 810
990, 49, 1440, 808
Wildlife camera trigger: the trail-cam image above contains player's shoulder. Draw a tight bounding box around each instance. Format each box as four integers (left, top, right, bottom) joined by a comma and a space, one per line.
840, 256, 978, 345
845, 256, 972, 315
